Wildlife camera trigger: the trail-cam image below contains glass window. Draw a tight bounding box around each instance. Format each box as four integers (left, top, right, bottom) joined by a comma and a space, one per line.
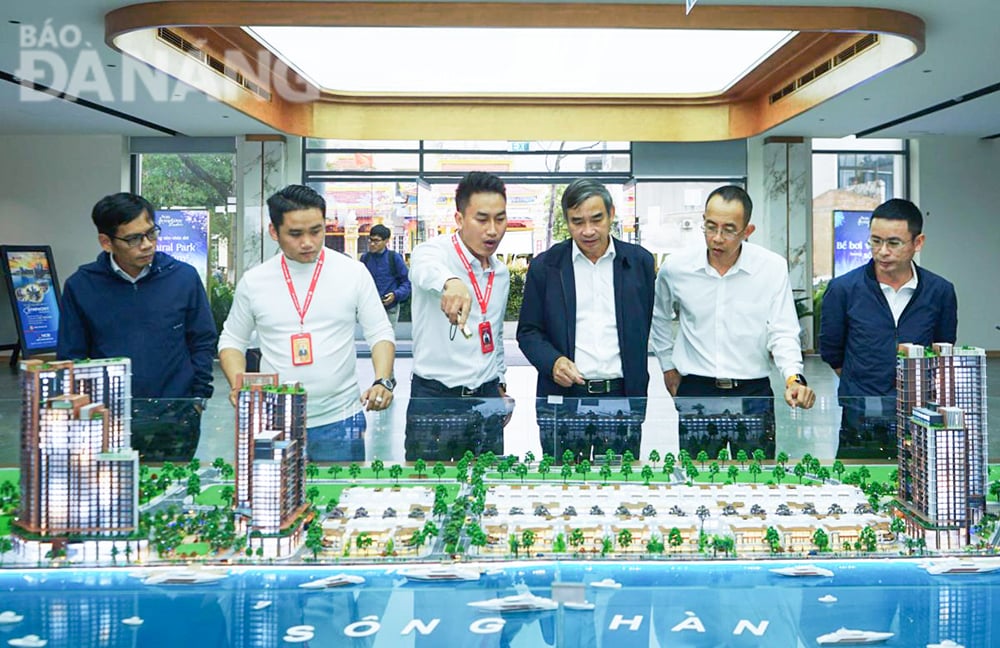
633, 180, 745, 255
135, 153, 237, 334
811, 137, 908, 283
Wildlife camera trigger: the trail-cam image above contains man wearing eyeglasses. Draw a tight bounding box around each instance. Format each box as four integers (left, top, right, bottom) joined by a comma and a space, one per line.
820, 198, 957, 451
360, 224, 411, 332
58, 192, 217, 462
651, 185, 814, 457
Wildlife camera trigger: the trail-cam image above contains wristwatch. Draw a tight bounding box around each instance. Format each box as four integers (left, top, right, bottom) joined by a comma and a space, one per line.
786, 374, 808, 387
372, 377, 396, 392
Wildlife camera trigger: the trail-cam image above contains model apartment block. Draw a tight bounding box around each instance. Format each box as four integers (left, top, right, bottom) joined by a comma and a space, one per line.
17, 358, 139, 537
896, 343, 988, 550
234, 373, 309, 554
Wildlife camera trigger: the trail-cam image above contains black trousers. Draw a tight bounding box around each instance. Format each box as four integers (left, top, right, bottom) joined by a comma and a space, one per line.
131, 399, 202, 463
674, 375, 776, 459
404, 375, 507, 461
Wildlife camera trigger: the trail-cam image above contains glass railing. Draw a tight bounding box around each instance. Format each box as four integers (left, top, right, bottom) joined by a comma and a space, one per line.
1, 393, 992, 466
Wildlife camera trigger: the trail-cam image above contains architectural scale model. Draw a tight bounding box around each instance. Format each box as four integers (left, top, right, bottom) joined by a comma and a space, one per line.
233, 373, 310, 558
2, 352, 995, 567
895, 343, 988, 550
16, 358, 139, 540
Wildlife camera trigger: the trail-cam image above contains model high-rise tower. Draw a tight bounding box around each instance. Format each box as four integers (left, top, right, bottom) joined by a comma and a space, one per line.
17, 358, 138, 536
896, 343, 988, 549
234, 373, 308, 553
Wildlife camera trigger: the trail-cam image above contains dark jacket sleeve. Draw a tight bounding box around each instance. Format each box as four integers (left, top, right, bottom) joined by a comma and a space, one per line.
393, 251, 412, 304
185, 276, 218, 398
936, 280, 959, 344
516, 257, 562, 380
56, 277, 92, 360
819, 279, 848, 370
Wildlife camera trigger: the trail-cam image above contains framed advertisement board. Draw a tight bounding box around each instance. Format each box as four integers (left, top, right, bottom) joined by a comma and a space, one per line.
0, 245, 61, 358
833, 209, 873, 277
156, 209, 210, 287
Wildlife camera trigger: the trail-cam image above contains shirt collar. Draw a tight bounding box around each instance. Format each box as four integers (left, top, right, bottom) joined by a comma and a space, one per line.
881, 261, 919, 291
698, 242, 753, 275
454, 233, 494, 272
109, 252, 151, 283
571, 238, 616, 264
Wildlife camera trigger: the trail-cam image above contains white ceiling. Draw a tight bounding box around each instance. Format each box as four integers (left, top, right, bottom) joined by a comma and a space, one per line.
1, 0, 998, 140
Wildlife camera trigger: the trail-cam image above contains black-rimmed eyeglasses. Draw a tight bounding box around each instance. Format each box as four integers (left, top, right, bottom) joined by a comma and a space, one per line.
111, 224, 161, 248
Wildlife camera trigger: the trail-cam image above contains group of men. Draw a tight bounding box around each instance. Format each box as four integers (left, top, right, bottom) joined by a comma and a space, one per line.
55, 171, 957, 463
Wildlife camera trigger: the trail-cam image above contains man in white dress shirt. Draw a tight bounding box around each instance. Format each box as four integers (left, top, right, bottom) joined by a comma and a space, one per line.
218, 185, 396, 462
651, 185, 815, 457
406, 172, 510, 460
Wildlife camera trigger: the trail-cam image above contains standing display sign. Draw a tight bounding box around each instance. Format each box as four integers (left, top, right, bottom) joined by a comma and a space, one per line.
0, 245, 61, 360
833, 209, 873, 277
156, 209, 210, 287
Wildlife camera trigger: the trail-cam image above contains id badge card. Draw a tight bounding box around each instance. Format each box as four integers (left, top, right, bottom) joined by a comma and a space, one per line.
291, 332, 314, 366
478, 321, 495, 354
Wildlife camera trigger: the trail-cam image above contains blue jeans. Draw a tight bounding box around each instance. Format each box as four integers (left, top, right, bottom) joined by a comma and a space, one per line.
308, 411, 366, 462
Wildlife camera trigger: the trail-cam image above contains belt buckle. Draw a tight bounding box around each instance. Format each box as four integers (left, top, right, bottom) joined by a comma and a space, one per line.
461, 386, 477, 397
715, 378, 734, 390
587, 379, 609, 395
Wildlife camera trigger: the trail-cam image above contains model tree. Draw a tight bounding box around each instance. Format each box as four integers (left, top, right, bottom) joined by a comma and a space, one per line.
413, 458, 426, 479
667, 527, 684, 553
696, 450, 709, 469
620, 461, 633, 483
327, 464, 343, 480
663, 453, 676, 478
776, 451, 788, 468
832, 460, 846, 481
306, 463, 319, 480
305, 522, 324, 560
371, 459, 385, 480
389, 464, 403, 484
812, 528, 829, 553
648, 449, 660, 469
764, 526, 781, 554
709, 462, 720, 483
433, 462, 447, 481
736, 449, 748, 468
646, 534, 665, 555
514, 462, 529, 483
599, 462, 613, 484
772, 464, 786, 485
717, 448, 729, 465
617, 528, 633, 551
561, 463, 573, 484
576, 459, 591, 482
539, 457, 552, 481
641, 465, 654, 485
749, 460, 761, 483
348, 463, 361, 480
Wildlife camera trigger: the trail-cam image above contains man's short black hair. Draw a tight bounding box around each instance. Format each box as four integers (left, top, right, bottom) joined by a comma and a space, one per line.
267, 185, 326, 228
369, 224, 391, 240
872, 198, 923, 237
91, 193, 156, 237
706, 185, 753, 225
455, 172, 506, 214
561, 178, 615, 218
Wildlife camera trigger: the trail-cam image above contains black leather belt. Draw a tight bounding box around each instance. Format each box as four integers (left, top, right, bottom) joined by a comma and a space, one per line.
684, 374, 769, 390
581, 378, 625, 395
413, 375, 500, 398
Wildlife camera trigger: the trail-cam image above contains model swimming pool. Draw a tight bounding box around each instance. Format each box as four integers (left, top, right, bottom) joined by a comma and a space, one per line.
0, 559, 995, 647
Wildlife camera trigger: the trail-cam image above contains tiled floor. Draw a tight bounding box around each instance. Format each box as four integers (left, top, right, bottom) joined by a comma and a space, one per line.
2, 345, 997, 466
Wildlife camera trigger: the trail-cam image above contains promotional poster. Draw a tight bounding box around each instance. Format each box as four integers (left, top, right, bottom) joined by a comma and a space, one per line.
0, 246, 60, 354
833, 209, 872, 277
156, 209, 210, 286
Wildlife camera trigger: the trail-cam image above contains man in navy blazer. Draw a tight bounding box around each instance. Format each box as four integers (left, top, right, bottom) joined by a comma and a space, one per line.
517, 178, 655, 459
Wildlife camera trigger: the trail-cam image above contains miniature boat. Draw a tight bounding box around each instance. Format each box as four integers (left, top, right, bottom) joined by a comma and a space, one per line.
0, 611, 24, 624
298, 573, 366, 589
141, 569, 228, 585
818, 594, 838, 604
7, 634, 47, 647
923, 558, 1000, 575
121, 616, 144, 626
563, 601, 596, 611
398, 565, 481, 582
590, 578, 623, 589
468, 592, 558, 613
816, 627, 894, 645
769, 564, 834, 577
927, 641, 964, 648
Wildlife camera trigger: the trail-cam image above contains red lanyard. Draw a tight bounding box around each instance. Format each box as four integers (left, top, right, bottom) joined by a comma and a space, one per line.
451, 234, 494, 316
280, 249, 325, 327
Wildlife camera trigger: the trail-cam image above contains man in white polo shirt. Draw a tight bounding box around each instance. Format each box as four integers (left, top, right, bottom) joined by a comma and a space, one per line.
406, 172, 510, 461
218, 184, 396, 462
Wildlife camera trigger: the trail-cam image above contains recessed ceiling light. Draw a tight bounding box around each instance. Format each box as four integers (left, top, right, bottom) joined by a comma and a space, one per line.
922, 69, 932, 73
246, 26, 795, 95
107, 63, 117, 68
819, 118, 825, 122
8, 19, 21, 24
863, 97, 870, 101
221, 115, 229, 119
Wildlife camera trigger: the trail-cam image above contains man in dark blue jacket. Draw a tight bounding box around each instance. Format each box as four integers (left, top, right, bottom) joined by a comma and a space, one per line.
820, 198, 957, 455
518, 178, 655, 459
360, 223, 411, 332
58, 192, 217, 462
